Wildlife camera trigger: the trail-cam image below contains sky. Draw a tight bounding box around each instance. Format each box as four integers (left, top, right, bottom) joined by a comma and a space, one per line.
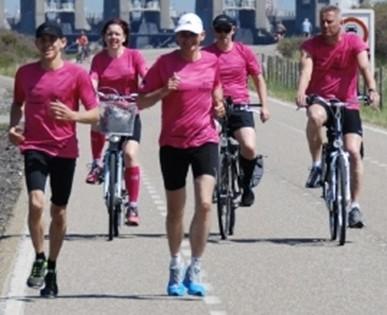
4, 0, 295, 16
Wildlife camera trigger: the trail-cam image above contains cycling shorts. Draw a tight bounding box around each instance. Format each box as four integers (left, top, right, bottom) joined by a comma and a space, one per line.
159, 143, 218, 191
24, 150, 76, 206
228, 109, 255, 134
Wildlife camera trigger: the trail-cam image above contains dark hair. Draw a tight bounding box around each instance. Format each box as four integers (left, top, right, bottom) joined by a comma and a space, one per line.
101, 18, 130, 47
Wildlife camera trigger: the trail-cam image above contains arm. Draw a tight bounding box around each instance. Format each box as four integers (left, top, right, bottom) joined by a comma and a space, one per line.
49, 101, 99, 124
212, 84, 225, 118
357, 50, 380, 109
137, 72, 180, 110
296, 49, 313, 107
251, 73, 270, 123
8, 102, 25, 145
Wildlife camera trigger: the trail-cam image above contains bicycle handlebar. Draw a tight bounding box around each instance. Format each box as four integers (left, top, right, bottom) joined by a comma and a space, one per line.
305, 95, 370, 108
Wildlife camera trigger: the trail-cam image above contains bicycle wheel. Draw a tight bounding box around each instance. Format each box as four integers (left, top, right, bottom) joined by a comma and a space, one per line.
216, 155, 232, 240
334, 155, 349, 245
108, 152, 117, 241
228, 159, 240, 236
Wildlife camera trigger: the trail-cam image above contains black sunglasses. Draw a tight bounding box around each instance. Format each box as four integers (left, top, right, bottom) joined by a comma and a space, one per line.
177, 31, 198, 38
214, 25, 232, 34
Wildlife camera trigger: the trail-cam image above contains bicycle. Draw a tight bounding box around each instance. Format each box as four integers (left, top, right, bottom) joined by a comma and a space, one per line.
216, 98, 263, 240
306, 95, 366, 246
98, 88, 138, 240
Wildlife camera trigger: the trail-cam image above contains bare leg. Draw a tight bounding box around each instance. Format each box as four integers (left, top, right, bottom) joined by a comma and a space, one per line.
48, 203, 67, 261
306, 105, 327, 162
28, 190, 45, 254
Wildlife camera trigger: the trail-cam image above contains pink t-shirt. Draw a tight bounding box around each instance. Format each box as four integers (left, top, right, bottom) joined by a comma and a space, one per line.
204, 42, 262, 104
13, 61, 98, 158
301, 33, 368, 110
90, 48, 147, 94
140, 50, 220, 148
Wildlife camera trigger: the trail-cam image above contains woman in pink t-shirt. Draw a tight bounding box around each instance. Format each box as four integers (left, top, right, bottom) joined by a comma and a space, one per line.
86, 18, 147, 226
205, 14, 270, 207
8, 21, 99, 298
138, 13, 224, 297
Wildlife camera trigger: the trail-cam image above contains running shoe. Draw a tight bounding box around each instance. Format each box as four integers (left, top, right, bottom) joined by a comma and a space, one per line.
305, 166, 322, 188
240, 186, 255, 207
85, 162, 103, 184
125, 205, 140, 226
26, 259, 47, 288
183, 265, 206, 297
167, 265, 186, 296
40, 270, 58, 298
348, 207, 365, 229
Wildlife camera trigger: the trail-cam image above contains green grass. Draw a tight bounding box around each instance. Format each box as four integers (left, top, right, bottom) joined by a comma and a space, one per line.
266, 81, 387, 129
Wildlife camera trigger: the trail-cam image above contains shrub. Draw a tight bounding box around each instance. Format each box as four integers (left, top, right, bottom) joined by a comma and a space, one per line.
276, 36, 306, 59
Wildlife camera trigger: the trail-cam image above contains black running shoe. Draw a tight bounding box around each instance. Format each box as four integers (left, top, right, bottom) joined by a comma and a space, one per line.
348, 207, 365, 229
26, 259, 47, 288
305, 166, 322, 188
240, 187, 255, 207
40, 271, 58, 298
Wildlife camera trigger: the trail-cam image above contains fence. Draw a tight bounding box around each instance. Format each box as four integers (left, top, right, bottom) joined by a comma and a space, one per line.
261, 54, 385, 109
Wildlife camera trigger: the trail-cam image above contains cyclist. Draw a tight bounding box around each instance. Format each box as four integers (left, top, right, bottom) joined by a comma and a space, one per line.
85, 18, 147, 226
76, 30, 89, 62
8, 21, 99, 297
137, 13, 224, 296
205, 14, 270, 207
296, 5, 379, 228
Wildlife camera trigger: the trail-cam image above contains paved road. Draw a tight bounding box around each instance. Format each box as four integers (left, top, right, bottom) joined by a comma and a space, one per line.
1, 48, 387, 315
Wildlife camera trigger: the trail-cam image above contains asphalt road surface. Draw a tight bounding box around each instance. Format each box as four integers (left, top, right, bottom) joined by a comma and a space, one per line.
0, 48, 386, 315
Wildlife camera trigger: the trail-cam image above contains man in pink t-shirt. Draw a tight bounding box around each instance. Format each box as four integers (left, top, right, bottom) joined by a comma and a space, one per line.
8, 21, 99, 298
138, 13, 224, 297
205, 14, 270, 207
296, 5, 379, 228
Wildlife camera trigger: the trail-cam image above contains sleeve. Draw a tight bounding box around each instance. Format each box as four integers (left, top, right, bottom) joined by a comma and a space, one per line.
13, 67, 25, 106
77, 69, 98, 110
139, 57, 164, 94
89, 55, 99, 81
134, 50, 148, 78
243, 45, 262, 76
351, 34, 368, 55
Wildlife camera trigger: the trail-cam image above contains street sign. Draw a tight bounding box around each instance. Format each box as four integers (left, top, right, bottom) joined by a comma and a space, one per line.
342, 9, 375, 72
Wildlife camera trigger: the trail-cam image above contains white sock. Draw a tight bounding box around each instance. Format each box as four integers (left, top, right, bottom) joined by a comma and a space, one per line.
169, 254, 181, 268
190, 256, 201, 270
312, 161, 321, 168
351, 201, 360, 209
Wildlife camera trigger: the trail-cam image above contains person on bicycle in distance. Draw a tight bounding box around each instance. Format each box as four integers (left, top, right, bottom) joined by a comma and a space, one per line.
296, 5, 380, 228
204, 14, 270, 207
8, 21, 99, 297
76, 30, 89, 60
85, 18, 147, 226
137, 13, 224, 297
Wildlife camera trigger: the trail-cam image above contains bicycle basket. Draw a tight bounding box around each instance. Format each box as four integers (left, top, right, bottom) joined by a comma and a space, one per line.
99, 100, 137, 136
250, 155, 264, 188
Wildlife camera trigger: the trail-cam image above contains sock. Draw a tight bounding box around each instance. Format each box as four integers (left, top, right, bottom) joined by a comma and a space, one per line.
125, 166, 140, 204
91, 130, 105, 161
36, 252, 46, 261
351, 201, 360, 209
313, 160, 321, 168
190, 256, 201, 270
239, 155, 256, 187
169, 254, 181, 269
47, 259, 56, 272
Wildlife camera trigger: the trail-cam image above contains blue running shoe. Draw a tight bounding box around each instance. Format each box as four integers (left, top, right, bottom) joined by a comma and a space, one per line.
167, 265, 186, 296
183, 266, 206, 297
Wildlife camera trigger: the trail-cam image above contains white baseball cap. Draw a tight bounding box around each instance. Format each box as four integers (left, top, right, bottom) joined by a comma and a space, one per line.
174, 13, 204, 34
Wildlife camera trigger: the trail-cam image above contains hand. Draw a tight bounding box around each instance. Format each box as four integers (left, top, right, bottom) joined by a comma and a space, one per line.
8, 125, 25, 145
368, 90, 380, 111
167, 72, 181, 91
296, 91, 307, 108
49, 100, 77, 122
214, 100, 225, 118
260, 106, 270, 123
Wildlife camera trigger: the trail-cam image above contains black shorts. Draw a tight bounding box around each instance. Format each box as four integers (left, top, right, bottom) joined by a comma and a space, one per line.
228, 109, 255, 134
24, 150, 76, 206
317, 103, 363, 138
123, 114, 142, 143
159, 143, 218, 191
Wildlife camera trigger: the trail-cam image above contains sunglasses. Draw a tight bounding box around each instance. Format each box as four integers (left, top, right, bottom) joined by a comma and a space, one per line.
214, 25, 232, 34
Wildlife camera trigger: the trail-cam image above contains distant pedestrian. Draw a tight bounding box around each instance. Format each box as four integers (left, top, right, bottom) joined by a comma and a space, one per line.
275, 20, 286, 41
302, 17, 312, 37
